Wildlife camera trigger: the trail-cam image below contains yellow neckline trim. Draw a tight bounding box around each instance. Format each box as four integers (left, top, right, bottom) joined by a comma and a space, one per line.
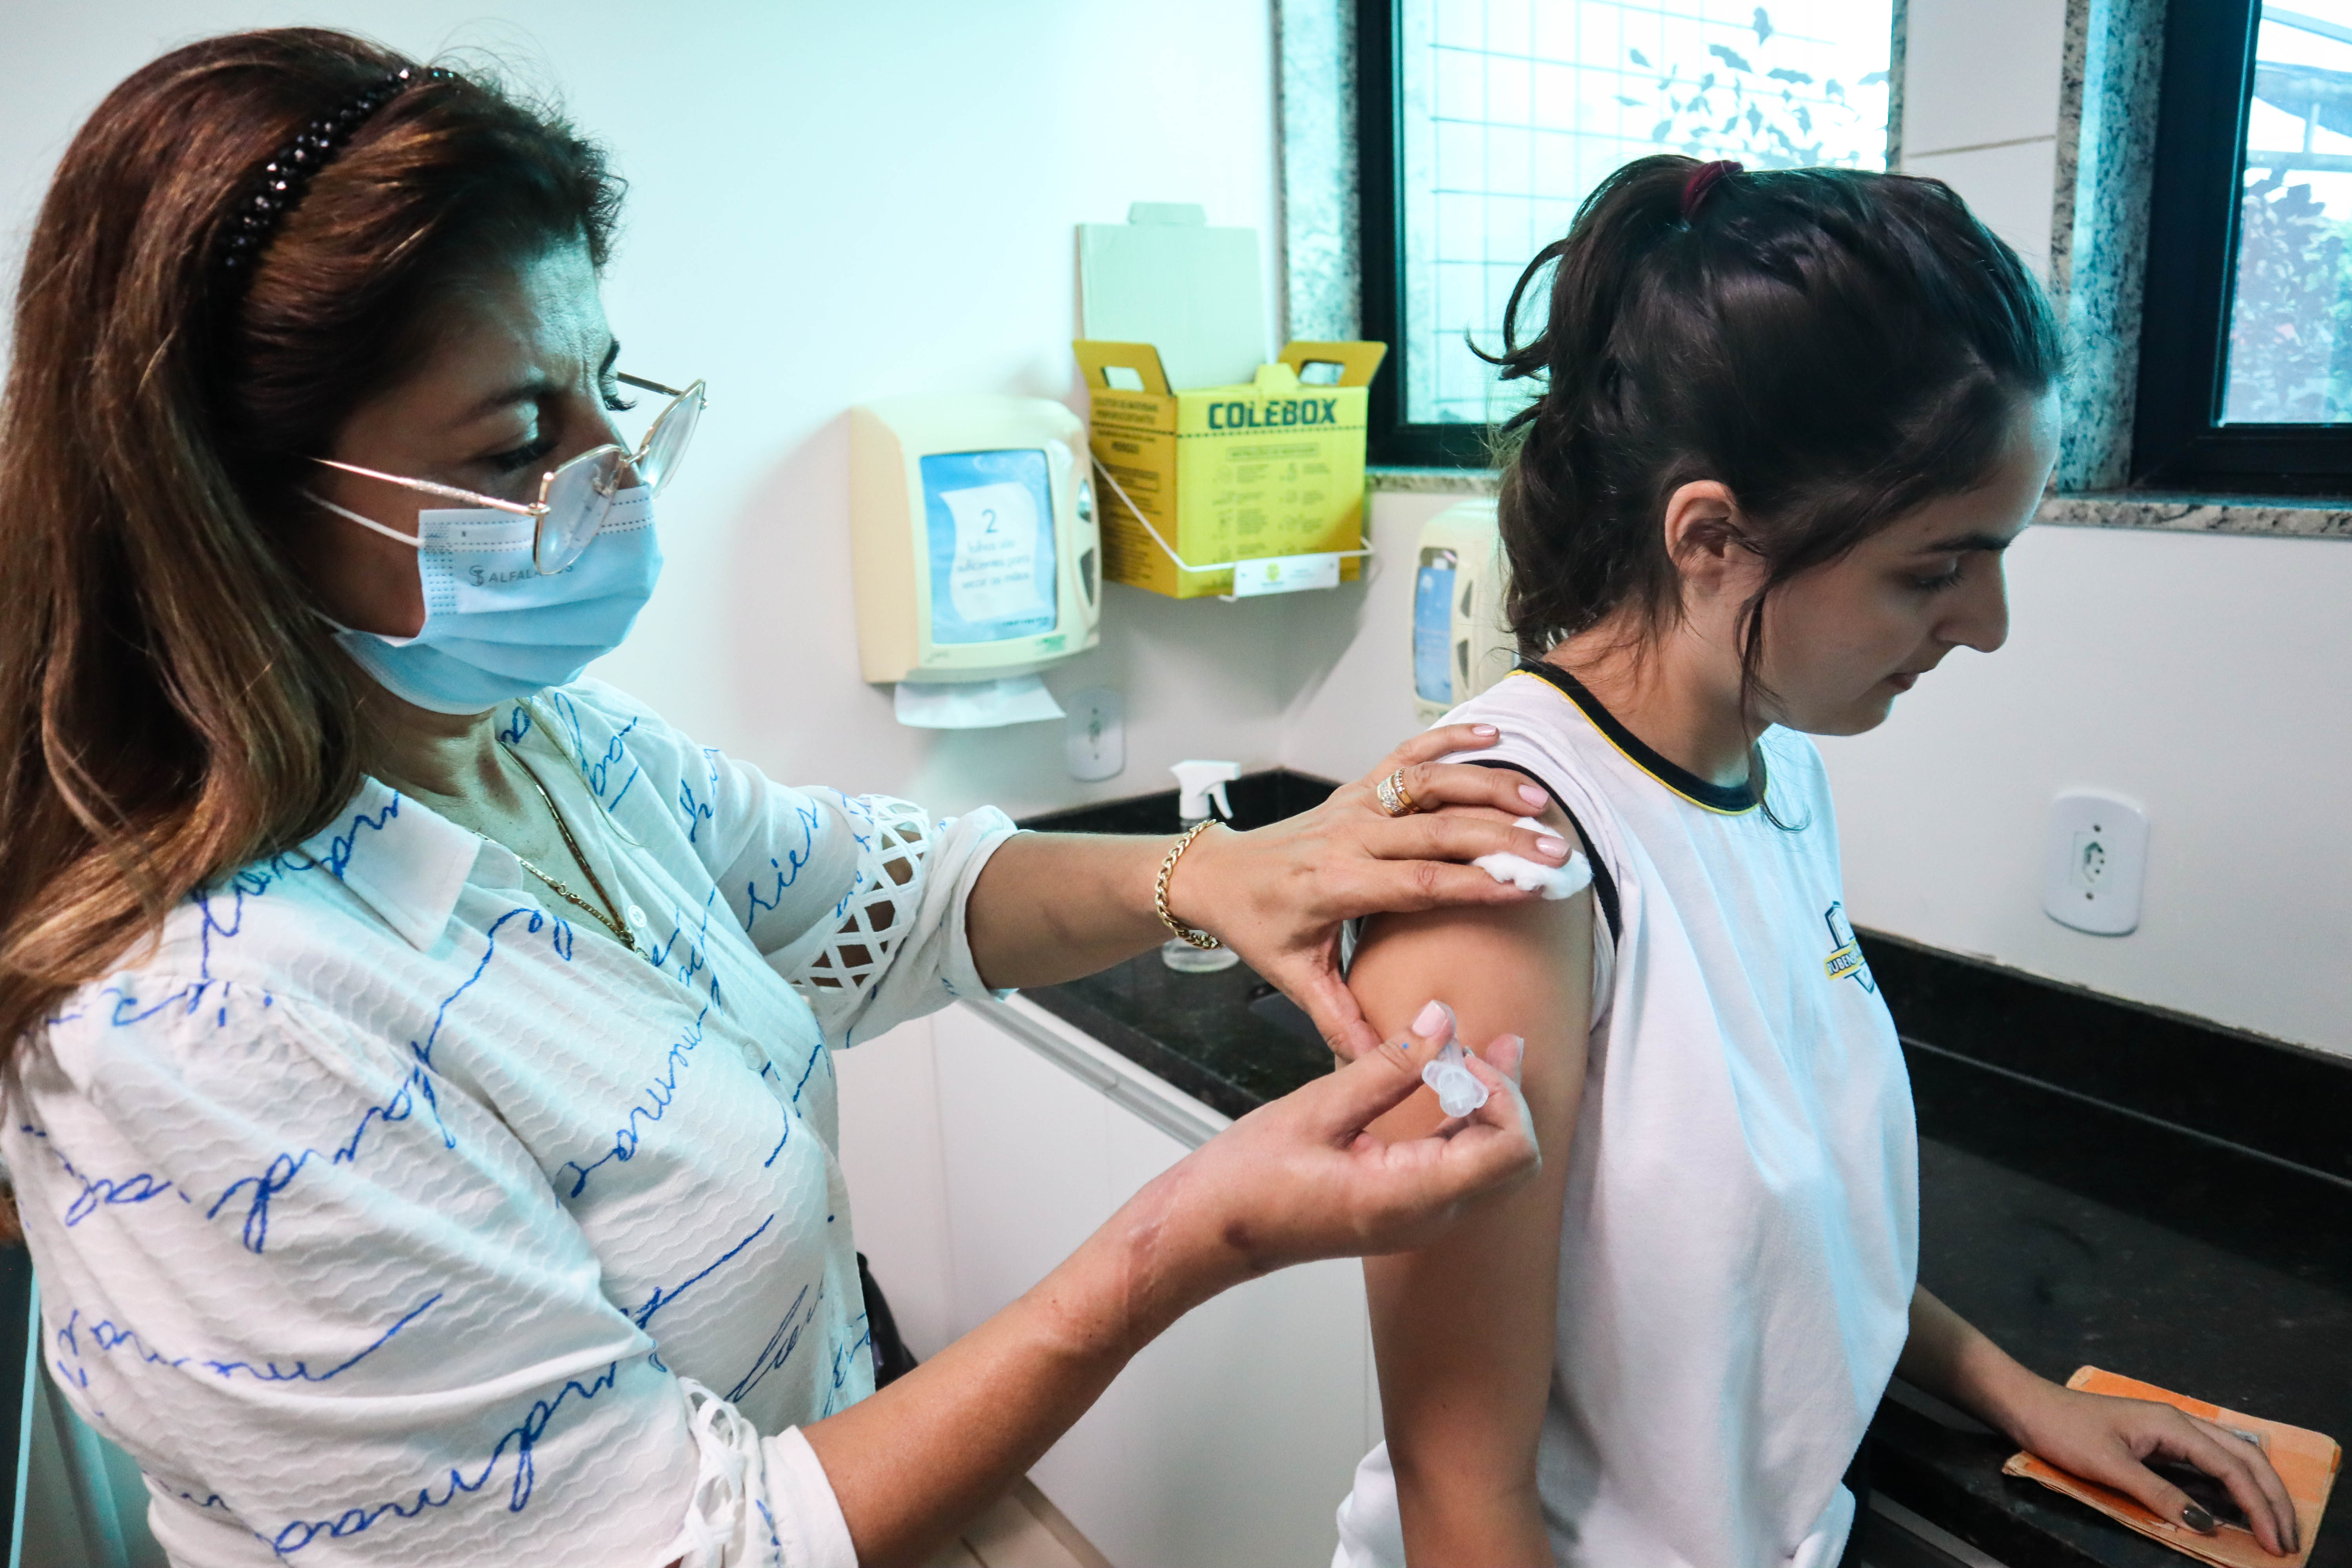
1503, 669, 1760, 817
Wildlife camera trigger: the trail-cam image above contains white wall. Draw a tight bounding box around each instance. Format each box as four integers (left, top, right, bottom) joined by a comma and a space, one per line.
1897, 0, 2067, 278
1282, 490, 1455, 780
1822, 524, 2352, 1054
0, 0, 1358, 825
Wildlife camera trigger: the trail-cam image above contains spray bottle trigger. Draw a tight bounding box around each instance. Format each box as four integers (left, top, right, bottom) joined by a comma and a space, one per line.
1170, 759, 1243, 825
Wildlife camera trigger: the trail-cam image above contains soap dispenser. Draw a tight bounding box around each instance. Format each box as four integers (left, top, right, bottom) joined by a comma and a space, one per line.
1163, 760, 1241, 973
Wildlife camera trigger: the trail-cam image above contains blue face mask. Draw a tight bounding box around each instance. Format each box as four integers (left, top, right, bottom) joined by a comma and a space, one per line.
313, 486, 662, 715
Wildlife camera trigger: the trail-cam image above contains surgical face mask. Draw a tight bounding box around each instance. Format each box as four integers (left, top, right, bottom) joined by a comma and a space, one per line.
311, 486, 661, 715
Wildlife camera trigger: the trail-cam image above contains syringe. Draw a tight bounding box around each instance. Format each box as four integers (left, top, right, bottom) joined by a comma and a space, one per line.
1417, 1002, 1490, 1118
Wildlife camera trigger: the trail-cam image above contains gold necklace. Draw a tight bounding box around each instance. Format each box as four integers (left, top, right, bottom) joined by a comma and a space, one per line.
499, 745, 641, 956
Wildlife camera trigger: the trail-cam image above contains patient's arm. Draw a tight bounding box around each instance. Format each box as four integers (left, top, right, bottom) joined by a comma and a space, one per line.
1349, 799, 1594, 1566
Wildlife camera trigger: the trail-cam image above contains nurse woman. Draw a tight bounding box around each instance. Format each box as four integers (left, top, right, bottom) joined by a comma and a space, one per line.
1334, 158, 2303, 1567
0, 32, 1570, 1566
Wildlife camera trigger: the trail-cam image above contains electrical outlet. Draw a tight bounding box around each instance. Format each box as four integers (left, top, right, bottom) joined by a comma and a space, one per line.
1064, 686, 1125, 781
2041, 790, 2148, 936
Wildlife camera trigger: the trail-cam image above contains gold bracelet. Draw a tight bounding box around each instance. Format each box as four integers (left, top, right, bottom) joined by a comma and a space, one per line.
1154, 820, 1223, 950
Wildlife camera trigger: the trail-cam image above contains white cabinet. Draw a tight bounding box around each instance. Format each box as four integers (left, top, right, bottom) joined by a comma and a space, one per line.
835, 999, 1381, 1568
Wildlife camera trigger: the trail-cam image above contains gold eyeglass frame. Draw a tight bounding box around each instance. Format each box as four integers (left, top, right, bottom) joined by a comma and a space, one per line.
311, 372, 706, 574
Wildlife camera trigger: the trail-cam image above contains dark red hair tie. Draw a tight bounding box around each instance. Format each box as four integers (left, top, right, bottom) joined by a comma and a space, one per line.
1681, 159, 1743, 221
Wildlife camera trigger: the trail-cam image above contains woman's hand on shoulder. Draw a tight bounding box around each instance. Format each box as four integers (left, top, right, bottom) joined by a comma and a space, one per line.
1168, 725, 1572, 1057
1342, 789, 1590, 1090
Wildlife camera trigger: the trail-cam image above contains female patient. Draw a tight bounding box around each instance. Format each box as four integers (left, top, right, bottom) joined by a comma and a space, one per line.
1334, 157, 2301, 1567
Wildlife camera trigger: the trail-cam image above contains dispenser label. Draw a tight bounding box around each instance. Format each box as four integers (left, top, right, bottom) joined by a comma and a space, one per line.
1228, 552, 1343, 597
944, 482, 1044, 622
923, 449, 1058, 645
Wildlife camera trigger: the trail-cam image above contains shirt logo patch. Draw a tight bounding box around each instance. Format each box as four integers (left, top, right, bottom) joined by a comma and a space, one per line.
1822, 901, 1875, 992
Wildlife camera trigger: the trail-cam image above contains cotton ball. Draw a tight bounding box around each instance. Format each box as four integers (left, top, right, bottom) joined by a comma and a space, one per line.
1472, 816, 1595, 901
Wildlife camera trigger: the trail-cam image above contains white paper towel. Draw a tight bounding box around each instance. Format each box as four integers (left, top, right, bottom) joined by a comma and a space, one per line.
893, 674, 1067, 729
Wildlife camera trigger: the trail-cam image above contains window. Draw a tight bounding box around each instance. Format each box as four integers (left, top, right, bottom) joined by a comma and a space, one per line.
1357, 0, 1897, 465
2138, 0, 2352, 489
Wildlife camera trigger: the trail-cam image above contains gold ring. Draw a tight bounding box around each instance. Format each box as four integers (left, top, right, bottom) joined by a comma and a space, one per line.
1375, 767, 1419, 818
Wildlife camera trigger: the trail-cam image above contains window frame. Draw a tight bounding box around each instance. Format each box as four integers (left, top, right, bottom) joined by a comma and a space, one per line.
2134, 0, 2352, 490
1352, 0, 1901, 468
1355, 0, 1496, 467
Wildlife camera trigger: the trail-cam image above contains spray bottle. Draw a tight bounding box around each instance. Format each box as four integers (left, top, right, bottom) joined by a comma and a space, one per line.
1162, 759, 1242, 973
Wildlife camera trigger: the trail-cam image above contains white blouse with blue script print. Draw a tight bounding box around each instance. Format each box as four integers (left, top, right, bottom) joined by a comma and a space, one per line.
4, 679, 1015, 1566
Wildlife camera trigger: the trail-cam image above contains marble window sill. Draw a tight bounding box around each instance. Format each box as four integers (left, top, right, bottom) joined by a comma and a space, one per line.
2038, 491, 2352, 537
1366, 465, 1498, 495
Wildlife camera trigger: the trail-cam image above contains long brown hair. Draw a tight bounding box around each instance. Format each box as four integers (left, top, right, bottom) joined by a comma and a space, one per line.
0, 29, 623, 1052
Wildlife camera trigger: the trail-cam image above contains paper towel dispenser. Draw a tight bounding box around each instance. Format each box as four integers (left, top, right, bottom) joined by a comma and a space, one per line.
1412, 499, 1517, 724
850, 395, 1102, 693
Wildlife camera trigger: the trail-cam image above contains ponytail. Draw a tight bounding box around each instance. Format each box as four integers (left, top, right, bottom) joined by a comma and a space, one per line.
1486, 154, 2061, 698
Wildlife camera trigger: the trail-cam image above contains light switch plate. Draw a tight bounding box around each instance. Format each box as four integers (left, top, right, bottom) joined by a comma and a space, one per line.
2041, 790, 2148, 936
1064, 686, 1125, 781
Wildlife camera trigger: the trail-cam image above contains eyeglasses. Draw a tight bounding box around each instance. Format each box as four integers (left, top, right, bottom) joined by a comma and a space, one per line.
312, 372, 706, 574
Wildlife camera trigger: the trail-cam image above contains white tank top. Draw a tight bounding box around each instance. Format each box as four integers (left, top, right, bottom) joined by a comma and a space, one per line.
1334, 666, 1918, 1568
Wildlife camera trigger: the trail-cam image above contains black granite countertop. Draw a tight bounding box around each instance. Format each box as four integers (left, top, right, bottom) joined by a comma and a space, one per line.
1019, 773, 2352, 1568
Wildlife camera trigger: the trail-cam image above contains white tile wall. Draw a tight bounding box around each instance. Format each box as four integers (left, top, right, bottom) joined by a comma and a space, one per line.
1904, 137, 2062, 278
1900, 0, 2069, 156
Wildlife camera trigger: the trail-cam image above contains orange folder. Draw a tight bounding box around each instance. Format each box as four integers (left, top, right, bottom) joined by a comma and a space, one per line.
2003, 1367, 2340, 1568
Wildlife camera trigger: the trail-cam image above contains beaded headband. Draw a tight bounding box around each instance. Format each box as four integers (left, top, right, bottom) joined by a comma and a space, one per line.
1681, 158, 1744, 221
214, 65, 449, 286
